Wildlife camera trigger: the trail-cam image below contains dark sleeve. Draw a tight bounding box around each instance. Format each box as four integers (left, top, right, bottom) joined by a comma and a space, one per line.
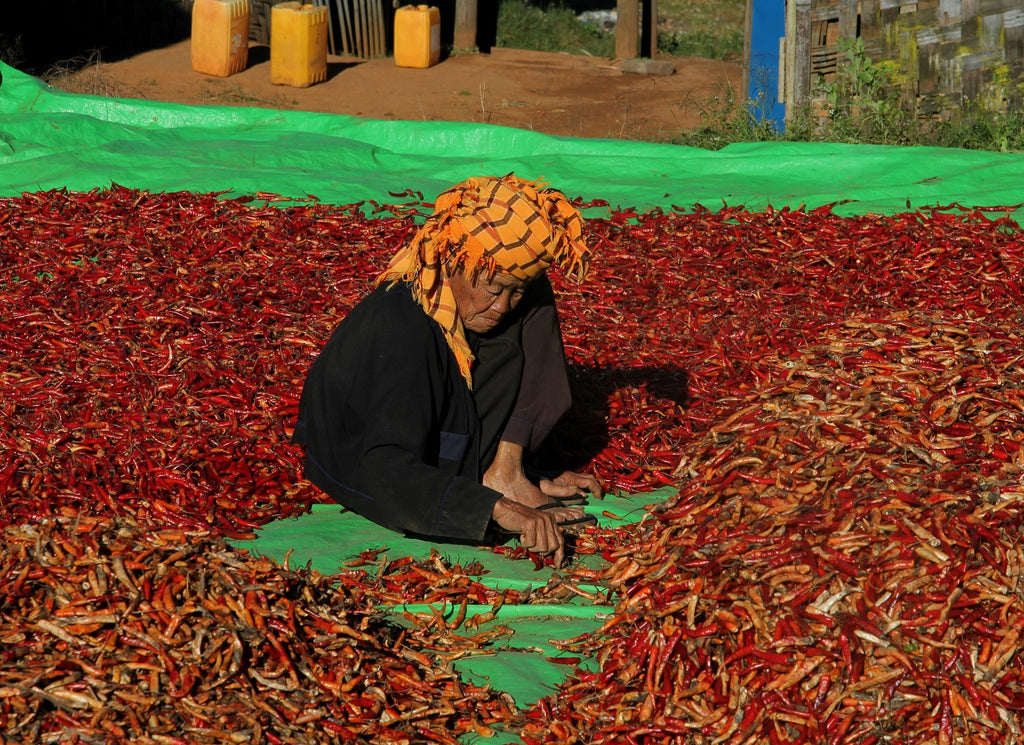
500, 274, 572, 453
296, 291, 501, 541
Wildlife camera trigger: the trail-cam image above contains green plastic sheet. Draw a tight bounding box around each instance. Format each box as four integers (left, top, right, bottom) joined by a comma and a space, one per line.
242, 494, 670, 743
240, 491, 671, 737
243, 493, 659, 586
2, 62, 1022, 219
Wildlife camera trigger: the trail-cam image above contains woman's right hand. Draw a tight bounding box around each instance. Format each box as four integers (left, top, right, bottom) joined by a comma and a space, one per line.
491, 496, 566, 567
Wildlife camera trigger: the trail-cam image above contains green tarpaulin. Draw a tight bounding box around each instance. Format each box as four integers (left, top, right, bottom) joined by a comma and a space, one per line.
3, 61, 1022, 219
245, 491, 669, 743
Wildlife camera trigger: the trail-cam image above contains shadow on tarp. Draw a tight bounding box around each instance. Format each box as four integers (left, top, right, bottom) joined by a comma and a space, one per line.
234, 489, 675, 741
2, 63, 1023, 223
539, 363, 692, 474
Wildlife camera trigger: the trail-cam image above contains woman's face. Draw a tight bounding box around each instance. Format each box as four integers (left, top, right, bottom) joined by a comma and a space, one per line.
449, 268, 529, 333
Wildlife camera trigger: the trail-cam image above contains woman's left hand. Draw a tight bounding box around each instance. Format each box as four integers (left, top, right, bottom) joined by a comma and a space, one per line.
539, 471, 605, 501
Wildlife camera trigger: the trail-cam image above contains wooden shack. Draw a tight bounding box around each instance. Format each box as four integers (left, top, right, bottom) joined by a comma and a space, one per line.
776, 0, 1024, 120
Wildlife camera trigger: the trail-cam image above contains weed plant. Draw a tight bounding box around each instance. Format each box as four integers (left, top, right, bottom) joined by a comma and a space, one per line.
0, 34, 25, 69
929, 105, 1024, 152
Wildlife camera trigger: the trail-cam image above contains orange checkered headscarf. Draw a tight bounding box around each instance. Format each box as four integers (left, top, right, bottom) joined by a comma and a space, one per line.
376, 175, 591, 387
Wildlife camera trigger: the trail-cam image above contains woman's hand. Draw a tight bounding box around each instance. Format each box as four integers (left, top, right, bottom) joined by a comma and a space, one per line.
539, 470, 605, 501
483, 442, 585, 524
491, 497, 567, 567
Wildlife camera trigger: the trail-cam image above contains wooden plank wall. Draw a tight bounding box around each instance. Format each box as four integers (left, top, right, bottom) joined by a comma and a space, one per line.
809, 0, 1024, 117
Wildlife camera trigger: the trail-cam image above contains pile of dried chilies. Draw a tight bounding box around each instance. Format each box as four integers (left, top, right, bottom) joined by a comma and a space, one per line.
527, 316, 1024, 744
2, 187, 1024, 743
0, 514, 516, 743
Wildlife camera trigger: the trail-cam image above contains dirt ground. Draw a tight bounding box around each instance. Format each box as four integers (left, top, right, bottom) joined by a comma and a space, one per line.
62, 40, 743, 141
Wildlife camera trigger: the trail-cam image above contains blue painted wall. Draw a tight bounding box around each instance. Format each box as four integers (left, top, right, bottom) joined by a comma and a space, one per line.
747, 0, 786, 130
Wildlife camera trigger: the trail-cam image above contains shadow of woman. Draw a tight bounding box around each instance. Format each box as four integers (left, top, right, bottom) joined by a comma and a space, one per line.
536, 362, 692, 474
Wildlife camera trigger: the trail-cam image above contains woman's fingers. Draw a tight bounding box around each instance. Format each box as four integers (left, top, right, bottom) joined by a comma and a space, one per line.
543, 471, 606, 500
547, 505, 584, 522
562, 471, 605, 499
492, 497, 566, 565
538, 479, 583, 498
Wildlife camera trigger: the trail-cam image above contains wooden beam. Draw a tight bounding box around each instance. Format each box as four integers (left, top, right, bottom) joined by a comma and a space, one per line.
742, 0, 753, 102
454, 0, 477, 50
792, 0, 812, 106
838, 0, 858, 42
784, 0, 795, 104
616, 0, 639, 59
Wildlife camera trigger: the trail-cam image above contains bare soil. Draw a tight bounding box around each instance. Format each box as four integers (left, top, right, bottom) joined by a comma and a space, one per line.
61, 40, 743, 141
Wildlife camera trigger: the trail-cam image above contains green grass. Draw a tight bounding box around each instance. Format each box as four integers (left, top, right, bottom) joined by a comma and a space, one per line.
656, 0, 745, 59
496, 2, 616, 57
496, 0, 745, 60
658, 29, 743, 60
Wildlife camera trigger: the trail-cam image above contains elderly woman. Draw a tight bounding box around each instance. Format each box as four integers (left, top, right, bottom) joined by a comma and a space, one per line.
293, 175, 602, 565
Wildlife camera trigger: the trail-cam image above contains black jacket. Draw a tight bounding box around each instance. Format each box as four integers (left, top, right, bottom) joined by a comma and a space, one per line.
293, 282, 502, 541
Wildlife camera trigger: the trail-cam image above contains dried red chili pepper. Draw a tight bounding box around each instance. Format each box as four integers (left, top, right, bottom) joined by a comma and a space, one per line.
4, 188, 1024, 743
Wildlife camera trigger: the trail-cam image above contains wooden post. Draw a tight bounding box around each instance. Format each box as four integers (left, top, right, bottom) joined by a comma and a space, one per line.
783, 0, 795, 104
454, 0, 477, 50
784, 0, 812, 117
640, 0, 658, 57
792, 0, 812, 106
836, 0, 859, 99
838, 0, 858, 42
616, 0, 639, 59
742, 0, 753, 103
